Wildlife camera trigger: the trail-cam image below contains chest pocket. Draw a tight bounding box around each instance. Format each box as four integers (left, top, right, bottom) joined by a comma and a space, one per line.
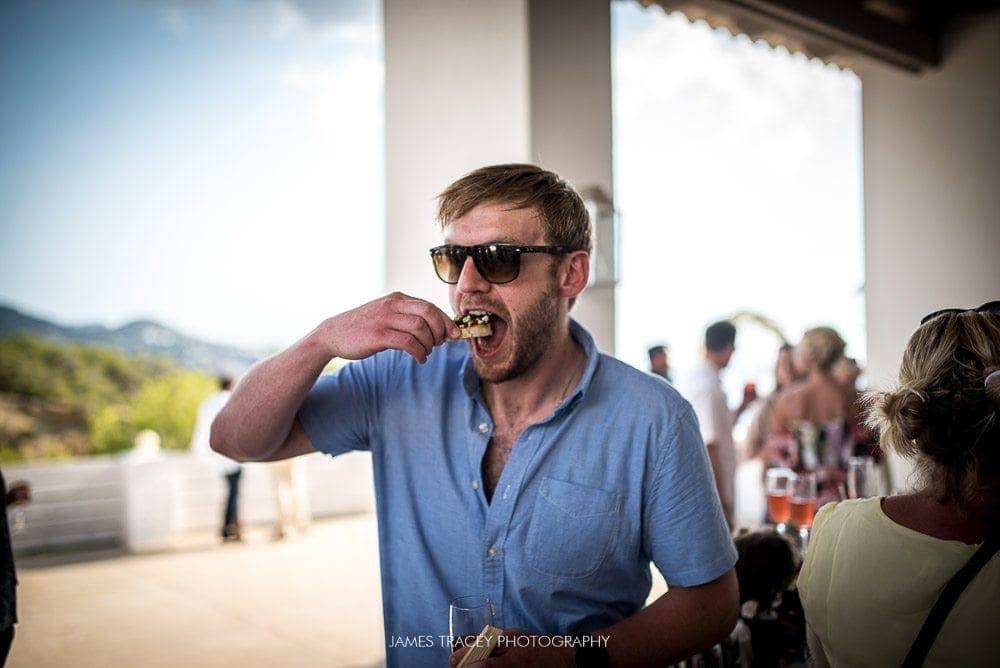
525, 477, 622, 579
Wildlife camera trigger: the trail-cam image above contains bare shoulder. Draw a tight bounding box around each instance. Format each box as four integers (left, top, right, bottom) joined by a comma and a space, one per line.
881, 494, 945, 537
881, 493, 986, 543
773, 383, 805, 425
776, 382, 807, 408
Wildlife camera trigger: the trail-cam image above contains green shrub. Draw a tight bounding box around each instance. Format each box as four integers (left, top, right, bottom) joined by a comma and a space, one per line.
130, 373, 218, 451
87, 404, 135, 456
1, 334, 219, 460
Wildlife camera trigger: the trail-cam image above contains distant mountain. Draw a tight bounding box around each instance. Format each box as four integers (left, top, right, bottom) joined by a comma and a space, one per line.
0, 304, 272, 376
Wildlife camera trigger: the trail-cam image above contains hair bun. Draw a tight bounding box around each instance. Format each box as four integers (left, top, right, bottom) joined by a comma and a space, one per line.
870, 313, 1000, 506
880, 387, 928, 446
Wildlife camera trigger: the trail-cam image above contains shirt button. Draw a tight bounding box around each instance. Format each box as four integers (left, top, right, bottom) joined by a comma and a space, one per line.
487, 546, 497, 557
471, 480, 480, 490
478, 423, 489, 434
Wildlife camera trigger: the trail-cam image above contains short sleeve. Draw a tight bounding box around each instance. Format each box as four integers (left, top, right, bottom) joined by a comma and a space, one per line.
297, 351, 400, 456
644, 403, 737, 586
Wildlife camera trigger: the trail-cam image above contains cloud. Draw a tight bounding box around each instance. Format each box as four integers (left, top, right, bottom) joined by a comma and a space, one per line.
158, 5, 193, 39
283, 0, 377, 30
282, 55, 384, 141
149, 0, 379, 44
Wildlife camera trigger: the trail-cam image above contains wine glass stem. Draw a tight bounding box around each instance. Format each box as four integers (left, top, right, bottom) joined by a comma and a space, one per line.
12, 507, 26, 533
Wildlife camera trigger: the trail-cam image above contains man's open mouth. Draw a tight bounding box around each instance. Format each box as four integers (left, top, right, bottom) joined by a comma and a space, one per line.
459, 309, 508, 356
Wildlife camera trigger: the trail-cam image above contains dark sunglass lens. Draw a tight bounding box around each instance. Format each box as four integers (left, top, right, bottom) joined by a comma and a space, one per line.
976, 300, 1000, 315
476, 245, 520, 283
432, 247, 466, 283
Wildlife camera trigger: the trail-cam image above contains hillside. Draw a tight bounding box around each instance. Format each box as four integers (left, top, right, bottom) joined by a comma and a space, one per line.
0, 334, 217, 461
0, 304, 272, 376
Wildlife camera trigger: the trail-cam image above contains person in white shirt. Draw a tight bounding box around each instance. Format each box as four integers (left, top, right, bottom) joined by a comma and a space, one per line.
190, 377, 243, 541
680, 321, 755, 527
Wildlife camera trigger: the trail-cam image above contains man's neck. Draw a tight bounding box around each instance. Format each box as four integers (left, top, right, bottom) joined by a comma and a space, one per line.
705, 352, 727, 372
482, 326, 583, 428
805, 368, 836, 385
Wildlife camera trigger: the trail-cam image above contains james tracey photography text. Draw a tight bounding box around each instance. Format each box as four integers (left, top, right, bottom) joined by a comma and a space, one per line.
388, 634, 610, 649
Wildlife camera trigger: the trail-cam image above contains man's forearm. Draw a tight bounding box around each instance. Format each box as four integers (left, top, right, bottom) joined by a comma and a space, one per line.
211, 322, 335, 461
211, 293, 460, 462
594, 569, 739, 667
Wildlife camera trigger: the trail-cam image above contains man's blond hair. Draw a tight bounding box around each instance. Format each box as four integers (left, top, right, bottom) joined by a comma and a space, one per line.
436, 164, 592, 253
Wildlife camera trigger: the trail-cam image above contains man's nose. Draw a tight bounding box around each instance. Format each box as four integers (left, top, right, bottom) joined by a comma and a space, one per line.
456, 255, 490, 293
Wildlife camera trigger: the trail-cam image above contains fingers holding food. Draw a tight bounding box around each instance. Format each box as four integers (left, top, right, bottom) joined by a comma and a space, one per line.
323, 292, 459, 362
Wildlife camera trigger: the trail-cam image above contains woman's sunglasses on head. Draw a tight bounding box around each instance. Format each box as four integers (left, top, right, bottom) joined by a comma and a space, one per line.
430, 244, 568, 285
920, 300, 1000, 325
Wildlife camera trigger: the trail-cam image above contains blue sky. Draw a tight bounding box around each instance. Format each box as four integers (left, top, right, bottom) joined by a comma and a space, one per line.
2, 0, 865, 392
1, 0, 384, 348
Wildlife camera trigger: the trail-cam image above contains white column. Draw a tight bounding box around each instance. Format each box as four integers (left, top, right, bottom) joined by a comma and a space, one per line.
858, 11, 1000, 490
528, 0, 616, 352
384, 0, 616, 351
384, 0, 531, 312
122, 446, 179, 552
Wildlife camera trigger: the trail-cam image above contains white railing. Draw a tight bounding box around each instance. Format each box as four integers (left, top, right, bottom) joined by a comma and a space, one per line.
5, 450, 374, 553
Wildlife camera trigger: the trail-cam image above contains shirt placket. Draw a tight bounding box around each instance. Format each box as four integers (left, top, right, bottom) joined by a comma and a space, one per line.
466, 398, 547, 631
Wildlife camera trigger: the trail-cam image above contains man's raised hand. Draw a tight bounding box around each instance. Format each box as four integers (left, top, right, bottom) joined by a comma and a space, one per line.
320, 292, 461, 364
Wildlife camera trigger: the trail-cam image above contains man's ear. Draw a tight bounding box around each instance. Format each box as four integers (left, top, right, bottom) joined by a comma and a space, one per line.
559, 251, 590, 299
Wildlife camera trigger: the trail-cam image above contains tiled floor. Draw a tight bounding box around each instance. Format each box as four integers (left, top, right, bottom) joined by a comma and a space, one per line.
11, 514, 386, 668
11, 510, 672, 668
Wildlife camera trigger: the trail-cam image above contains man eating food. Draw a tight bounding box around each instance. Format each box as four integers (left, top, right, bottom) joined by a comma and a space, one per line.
454, 311, 492, 339
211, 164, 738, 667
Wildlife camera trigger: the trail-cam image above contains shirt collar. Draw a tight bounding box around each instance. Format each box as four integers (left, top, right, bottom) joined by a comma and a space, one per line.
565, 318, 598, 408
460, 318, 600, 408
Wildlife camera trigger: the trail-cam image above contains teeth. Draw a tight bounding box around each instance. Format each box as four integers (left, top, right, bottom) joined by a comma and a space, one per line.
455, 310, 493, 339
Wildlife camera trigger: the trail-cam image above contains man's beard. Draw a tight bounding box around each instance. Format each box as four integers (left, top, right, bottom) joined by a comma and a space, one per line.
475, 280, 560, 384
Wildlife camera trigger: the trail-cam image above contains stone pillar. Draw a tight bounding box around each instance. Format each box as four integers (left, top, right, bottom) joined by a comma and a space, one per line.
122, 430, 178, 551
384, 0, 531, 311
384, 0, 616, 352
857, 12, 1000, 491
528, 0, 616, 352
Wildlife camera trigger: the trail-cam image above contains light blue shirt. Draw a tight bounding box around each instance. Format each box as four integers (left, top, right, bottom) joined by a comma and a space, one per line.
299, 320, 736, 667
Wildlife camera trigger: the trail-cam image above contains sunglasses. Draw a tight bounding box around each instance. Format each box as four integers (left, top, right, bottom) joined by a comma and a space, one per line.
429, 244, 568, 285
920, 300, 1000, 325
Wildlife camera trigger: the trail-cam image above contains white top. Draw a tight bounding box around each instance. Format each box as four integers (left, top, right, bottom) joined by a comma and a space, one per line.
189, 390, 241, 475
678, 360, 735, 518
799, 497, 999, 667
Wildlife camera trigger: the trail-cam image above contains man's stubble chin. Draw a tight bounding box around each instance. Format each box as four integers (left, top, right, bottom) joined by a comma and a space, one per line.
474, 284, 559, 385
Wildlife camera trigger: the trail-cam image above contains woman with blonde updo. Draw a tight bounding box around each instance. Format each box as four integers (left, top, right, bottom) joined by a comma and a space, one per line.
765, 327, 854, 500
798, 304, 1000, 666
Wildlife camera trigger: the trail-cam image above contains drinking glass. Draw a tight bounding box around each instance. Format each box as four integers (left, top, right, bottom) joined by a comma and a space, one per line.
449, 595, 494, 651
847, 456, 875, 499
765, 468, 795, 533
11, 506, 26, 534
7, 481, 29, 534
791, 471, 818, 550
